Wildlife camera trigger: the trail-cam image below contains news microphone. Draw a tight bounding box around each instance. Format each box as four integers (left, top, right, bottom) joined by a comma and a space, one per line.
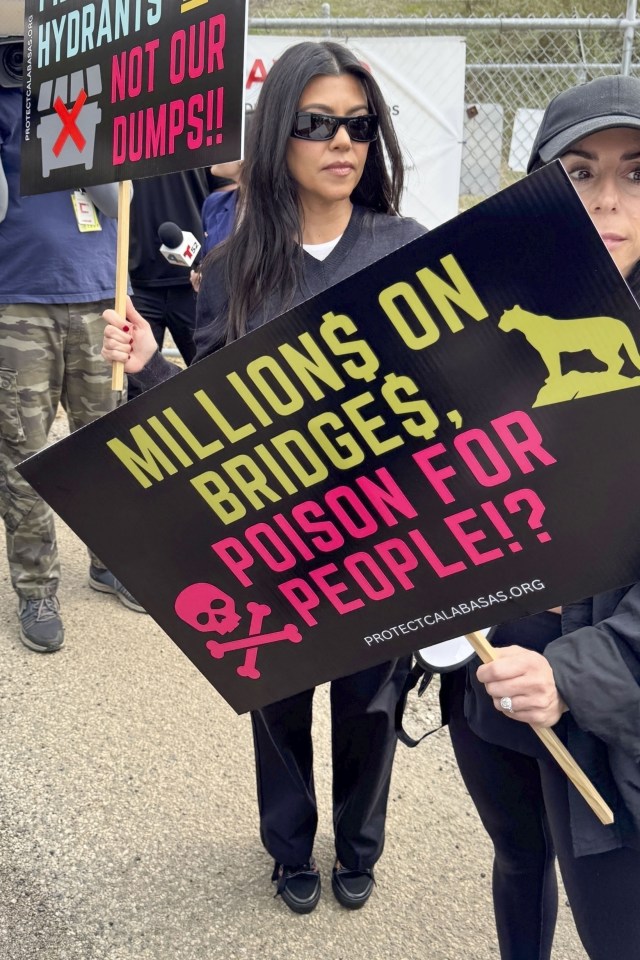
158, 221, 202, 267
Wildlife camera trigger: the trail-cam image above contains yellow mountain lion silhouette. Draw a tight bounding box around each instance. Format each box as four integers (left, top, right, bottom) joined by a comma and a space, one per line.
498, 305, 640, 406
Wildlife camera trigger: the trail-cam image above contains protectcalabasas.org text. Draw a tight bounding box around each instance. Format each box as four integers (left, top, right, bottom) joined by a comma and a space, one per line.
363, 578, 545, 645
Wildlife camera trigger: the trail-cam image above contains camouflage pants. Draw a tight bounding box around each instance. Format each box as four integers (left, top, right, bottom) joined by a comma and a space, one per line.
0, 302, 120, 599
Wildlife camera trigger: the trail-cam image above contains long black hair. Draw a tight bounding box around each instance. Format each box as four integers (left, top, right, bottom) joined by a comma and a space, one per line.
202, 40, 406, 342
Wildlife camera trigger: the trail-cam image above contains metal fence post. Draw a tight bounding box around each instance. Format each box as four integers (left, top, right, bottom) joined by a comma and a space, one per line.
621, 0, 638, 74
322, 3, 331, 38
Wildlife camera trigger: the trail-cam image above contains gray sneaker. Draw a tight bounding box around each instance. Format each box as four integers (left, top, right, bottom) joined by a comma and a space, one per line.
18, 596, 65, 653
89, 565, 146, 613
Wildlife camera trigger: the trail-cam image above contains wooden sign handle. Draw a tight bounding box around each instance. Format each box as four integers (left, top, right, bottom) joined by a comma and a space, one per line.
111, 179, 131, 393
465, 630, 614, 825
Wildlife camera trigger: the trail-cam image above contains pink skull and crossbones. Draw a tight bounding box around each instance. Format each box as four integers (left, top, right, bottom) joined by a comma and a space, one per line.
174, 583, 302, 680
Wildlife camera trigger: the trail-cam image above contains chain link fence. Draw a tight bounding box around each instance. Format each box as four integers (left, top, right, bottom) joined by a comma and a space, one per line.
249, 4, 639, 208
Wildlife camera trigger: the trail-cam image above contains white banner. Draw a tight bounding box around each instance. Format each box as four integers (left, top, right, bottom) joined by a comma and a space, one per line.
244, 36, 466, 229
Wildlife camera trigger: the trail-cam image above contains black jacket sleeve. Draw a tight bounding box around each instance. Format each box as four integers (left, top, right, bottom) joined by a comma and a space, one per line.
126, 350, 181, 393
545, 583, 640, 761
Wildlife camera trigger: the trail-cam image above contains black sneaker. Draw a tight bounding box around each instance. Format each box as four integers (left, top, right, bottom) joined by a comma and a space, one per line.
272, 859, 321, 914
88, 565, 146, 613
18, 596, 64, 653
331, 861, 375, 910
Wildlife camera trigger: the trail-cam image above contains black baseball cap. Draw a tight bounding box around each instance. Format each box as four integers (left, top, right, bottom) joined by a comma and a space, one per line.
527, 74, 640, 173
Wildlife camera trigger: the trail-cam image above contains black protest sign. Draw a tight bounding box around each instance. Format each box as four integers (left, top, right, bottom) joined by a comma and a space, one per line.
19, 164, 640, 713
21, 0, 247, 195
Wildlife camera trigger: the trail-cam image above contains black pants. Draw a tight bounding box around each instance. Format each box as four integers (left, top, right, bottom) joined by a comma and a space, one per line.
446, 668, 640, 960
129, 284, 197, 398
250, 658, 410, 870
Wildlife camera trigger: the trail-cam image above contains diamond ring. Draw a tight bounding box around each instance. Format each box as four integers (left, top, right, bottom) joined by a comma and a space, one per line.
499, 696, 514, 712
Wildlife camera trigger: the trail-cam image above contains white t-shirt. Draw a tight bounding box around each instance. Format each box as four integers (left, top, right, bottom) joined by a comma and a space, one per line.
302, 235, 343, 261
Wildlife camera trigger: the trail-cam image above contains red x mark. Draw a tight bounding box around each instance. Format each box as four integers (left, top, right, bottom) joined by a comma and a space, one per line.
52, 89, 87, 157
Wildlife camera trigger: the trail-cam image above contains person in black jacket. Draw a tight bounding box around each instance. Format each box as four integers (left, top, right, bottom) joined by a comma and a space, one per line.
127, 168, 220, 398
102, 40, 427, 915
443, 75, 640, 960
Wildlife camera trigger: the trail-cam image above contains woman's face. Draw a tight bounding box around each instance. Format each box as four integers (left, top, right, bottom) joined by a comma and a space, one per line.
560, 127, 640, 278
286, 73, 371, 213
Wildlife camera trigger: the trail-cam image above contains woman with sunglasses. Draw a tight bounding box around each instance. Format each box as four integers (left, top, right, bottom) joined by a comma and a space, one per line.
102, 40, 425, 914
441, 75, 640, 960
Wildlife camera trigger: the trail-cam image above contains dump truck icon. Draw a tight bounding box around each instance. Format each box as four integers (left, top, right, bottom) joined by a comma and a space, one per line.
37, 65, 102, 177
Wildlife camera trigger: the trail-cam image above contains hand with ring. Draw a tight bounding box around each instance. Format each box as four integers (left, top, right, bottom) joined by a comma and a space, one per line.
476, 645, 569, 727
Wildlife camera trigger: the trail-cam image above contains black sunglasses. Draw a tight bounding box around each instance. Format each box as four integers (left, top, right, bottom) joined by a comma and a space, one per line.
291, 112, 379, 143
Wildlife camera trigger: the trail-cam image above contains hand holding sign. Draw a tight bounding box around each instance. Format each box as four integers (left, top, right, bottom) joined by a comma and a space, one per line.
465, 630, 613, 825
103, 295, 159, 379
476, 643, 567, 726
